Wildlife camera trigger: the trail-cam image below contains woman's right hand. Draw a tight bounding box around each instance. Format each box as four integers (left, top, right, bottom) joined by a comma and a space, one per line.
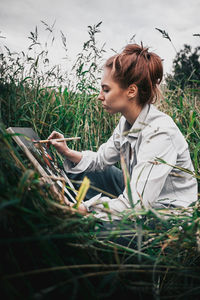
48, 131, 70, 157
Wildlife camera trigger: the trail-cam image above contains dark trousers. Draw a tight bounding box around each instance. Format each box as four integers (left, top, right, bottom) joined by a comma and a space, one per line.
68, 166, 125, 201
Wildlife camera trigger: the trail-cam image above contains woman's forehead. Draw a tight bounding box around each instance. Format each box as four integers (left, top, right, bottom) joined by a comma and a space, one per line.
101, 67, 114, 85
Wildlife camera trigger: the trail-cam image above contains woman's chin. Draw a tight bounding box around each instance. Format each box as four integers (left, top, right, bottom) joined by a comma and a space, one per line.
103, 106, 115, 114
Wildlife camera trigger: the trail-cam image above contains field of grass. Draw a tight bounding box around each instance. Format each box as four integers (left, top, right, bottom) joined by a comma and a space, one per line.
0, 23, 200, 299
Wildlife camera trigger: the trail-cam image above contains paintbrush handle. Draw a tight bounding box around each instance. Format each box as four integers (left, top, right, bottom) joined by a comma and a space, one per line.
34, 137, 81, 144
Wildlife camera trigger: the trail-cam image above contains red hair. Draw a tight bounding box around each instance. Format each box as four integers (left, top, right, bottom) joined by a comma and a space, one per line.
105, 44, 163, 105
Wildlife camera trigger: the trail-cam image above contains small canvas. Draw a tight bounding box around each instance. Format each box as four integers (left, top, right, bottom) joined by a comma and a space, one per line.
7, 127, 76, 203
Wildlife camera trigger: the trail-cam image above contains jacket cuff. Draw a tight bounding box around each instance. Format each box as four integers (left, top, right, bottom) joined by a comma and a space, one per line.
63, 151, 91, 174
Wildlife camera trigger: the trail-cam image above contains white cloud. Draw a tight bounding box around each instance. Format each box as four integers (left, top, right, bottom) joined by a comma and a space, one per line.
0, 0, 199, 75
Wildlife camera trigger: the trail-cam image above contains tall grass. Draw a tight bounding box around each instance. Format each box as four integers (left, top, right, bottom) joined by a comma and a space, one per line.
0, 22, 118, 151
0, 23, 200, 299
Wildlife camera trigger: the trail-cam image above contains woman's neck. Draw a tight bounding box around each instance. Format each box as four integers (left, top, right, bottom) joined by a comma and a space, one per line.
123, 101, 143, 125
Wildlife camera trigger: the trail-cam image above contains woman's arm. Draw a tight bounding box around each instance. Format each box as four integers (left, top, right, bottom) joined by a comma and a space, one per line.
63, 119, 123, 174
48, 131, 82, 164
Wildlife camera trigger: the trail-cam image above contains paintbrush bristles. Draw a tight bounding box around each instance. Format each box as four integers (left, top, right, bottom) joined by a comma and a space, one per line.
33, 137, 81, 144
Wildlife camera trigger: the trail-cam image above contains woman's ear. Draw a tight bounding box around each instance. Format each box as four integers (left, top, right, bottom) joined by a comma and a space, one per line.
127, 84, 138, 99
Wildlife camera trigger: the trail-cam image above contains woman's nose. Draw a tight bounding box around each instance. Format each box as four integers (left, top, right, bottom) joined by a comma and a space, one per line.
98, 90, 104, 101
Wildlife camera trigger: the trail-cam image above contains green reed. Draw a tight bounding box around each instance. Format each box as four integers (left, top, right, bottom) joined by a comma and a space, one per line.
0, 23, 200, 299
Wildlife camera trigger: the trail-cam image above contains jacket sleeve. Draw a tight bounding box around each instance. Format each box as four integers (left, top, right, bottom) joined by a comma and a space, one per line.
63, 122, 122, 174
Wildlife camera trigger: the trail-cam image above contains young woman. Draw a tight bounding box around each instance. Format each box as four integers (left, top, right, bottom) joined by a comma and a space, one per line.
48, 44, 198, 220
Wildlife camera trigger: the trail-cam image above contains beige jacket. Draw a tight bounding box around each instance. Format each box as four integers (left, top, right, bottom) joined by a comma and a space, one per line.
64, 104, 198, 220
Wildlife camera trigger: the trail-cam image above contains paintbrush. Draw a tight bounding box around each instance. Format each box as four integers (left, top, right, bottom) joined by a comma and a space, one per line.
33, 137, 81, 144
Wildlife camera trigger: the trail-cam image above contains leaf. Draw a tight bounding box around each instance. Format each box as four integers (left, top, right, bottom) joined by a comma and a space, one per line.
120, 155, 134, 208
0, 199, 19, 210
96, 21, 102, 28
17, 170, 36, 198
155, 28, 171, 41
155, 157, 200, 179
102, 202, 112, 221
74, 176, 90, 208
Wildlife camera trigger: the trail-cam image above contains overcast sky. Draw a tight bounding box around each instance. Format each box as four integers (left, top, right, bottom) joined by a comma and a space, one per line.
0, 0, 199, 75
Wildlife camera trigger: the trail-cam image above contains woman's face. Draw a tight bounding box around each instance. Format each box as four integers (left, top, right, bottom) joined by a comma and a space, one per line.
98, 67, 130, 115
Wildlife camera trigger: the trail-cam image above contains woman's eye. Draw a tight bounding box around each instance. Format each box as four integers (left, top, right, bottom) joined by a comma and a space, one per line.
103, 89, 109, 93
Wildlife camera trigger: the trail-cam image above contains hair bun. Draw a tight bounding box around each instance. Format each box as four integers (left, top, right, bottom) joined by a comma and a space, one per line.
139, 47, 151, 60
105, 43, 163, 105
